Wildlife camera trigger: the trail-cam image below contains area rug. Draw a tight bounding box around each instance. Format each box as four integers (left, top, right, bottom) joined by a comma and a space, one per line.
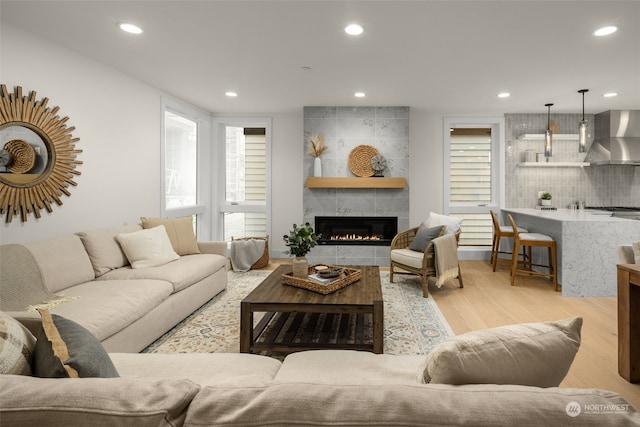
143, 270, 454, 356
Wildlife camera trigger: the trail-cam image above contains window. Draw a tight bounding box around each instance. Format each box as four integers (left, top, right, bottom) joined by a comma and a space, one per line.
214, 118, 271, 242
444, 118, 505, 248
164, 111, 197, 209
161, 98, 210, 237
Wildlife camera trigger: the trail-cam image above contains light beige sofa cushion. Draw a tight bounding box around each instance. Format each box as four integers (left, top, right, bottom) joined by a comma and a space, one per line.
184, 382, 638, 426
116, 226, 180, 269
274, 350, 425, 385
52, 279, 173, 341
97, 254, 226, 292
141, 216, 201, 256
111, 352, 282, 388
24, 235, 95, 293
420, 317, 582, 387
77, 224, 142, 276
0, 375, 198, 427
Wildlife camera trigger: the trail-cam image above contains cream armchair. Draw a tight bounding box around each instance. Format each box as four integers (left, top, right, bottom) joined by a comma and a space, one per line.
390, 227, 463, 298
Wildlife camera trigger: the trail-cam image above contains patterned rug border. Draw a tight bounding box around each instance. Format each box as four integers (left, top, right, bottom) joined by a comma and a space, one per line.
143, 269, 454, 355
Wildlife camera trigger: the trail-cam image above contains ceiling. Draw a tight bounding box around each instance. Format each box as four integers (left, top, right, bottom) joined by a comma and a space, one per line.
2, 1, 639, 115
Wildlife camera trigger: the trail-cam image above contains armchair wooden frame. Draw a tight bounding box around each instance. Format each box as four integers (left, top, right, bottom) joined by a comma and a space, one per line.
389, 228, 463, 298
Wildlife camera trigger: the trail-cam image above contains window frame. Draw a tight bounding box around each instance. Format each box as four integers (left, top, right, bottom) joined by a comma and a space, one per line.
443, 116, 505, 252
212, 116, 272, 242
160, 96, 212, 239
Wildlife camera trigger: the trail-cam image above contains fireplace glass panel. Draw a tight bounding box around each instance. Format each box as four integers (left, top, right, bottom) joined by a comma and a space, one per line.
315, 216, 398, 246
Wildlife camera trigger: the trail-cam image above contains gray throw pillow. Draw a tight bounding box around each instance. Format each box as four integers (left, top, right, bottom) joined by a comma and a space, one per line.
409, 224, 446, 252
32, 309, 119, 378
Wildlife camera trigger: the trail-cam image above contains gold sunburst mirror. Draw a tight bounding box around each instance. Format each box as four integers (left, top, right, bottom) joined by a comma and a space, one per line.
0, 85, 82, 222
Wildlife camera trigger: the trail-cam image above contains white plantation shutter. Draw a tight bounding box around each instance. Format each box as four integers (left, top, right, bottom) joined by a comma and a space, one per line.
446, 125, 502, 247
223, 126, 268, 240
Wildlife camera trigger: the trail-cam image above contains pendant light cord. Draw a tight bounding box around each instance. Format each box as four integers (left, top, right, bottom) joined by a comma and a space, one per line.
578, 89, 589, 121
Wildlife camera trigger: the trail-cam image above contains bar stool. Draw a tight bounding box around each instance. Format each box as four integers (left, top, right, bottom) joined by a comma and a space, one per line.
507, 214, 558, 291
490, 210, 528, 272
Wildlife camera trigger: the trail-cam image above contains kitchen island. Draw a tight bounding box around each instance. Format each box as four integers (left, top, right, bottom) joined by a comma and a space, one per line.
501, 208, 640, 297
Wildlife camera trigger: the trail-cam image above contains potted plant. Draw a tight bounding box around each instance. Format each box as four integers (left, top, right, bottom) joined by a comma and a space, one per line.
283, 222, 321, 277
540, 192, 552, 206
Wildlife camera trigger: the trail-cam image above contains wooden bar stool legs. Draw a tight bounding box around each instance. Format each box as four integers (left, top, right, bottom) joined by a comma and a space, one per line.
490, 210, 527, 272
507, 214, 559, 291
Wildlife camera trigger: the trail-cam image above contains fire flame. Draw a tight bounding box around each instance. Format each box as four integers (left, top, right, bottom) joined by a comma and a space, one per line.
329, 234, 381, 241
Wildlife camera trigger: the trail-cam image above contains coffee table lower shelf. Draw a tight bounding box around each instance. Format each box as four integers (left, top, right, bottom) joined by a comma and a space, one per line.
248, 311, 375, 353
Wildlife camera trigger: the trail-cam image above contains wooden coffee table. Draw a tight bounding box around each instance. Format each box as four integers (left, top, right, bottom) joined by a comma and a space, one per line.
240, 264, 383, 354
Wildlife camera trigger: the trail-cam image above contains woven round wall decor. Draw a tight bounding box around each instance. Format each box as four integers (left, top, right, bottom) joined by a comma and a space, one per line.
3, 139, 36, 174
348, 144, 379, 177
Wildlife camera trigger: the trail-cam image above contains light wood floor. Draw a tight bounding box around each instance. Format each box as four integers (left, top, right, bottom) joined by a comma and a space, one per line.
265, 258, 639, 407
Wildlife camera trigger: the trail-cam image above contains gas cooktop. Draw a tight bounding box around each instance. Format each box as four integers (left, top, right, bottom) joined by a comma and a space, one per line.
586, 206, 640, 212
586, 206, 640, 220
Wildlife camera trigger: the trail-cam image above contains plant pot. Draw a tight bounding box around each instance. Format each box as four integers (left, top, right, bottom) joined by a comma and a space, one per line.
313, 157, 322, 177
292, 256, 308, 278
541, 199, 551, 206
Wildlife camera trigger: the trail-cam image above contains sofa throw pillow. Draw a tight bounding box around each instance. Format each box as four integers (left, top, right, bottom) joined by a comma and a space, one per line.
141, 216, 200, 256
116, 226, 180, 269
419, 317, 582, 387
32, 309, 119, 378
0, 311, 36, 375
425, 212, 463, 235
633, 241, 640, 264
409, 224, 446, 252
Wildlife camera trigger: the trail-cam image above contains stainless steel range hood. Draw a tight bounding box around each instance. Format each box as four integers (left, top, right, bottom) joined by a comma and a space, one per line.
584, 110, 640, 165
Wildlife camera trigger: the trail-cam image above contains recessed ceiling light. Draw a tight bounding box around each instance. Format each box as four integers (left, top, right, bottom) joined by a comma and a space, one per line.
594, 26, 617, 36
603, 92, 618, 98
497, 92, 510, 98
225, 91, 238, 97
354, 92, 366, 98
117, 22, 143, 34
345, 24, 364, 36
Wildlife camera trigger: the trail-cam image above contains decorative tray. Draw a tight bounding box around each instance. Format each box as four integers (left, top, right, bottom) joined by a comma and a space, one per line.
282, 264, 361, 294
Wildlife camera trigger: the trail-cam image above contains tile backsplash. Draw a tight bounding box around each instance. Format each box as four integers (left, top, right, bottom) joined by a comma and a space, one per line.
505, 113, 640, 208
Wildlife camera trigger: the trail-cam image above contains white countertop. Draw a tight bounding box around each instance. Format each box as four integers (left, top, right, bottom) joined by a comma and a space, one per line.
502, 208, 637, 223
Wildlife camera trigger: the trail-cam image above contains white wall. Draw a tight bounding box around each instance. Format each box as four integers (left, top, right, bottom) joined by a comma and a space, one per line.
0, 24, 448, 253
0, 24, 308, 249
1, 24, 163, 243
268, 111, 303, 256
409, 108, 446, 224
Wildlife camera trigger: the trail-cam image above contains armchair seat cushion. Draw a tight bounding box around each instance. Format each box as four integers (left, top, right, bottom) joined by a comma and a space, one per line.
390, 248, 428, 269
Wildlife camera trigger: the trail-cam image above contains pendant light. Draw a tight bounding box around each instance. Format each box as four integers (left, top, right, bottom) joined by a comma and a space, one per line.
545, 103, 553, 157
578, 89, 589, 153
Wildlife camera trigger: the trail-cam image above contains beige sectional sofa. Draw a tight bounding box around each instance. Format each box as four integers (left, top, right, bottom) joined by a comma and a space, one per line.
1, 349, 638, 426
0, 223, 227, 352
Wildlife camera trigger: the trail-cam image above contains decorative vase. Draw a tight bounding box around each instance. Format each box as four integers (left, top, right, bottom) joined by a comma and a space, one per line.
313, 157, 322, 177
292, 256, 308, 278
